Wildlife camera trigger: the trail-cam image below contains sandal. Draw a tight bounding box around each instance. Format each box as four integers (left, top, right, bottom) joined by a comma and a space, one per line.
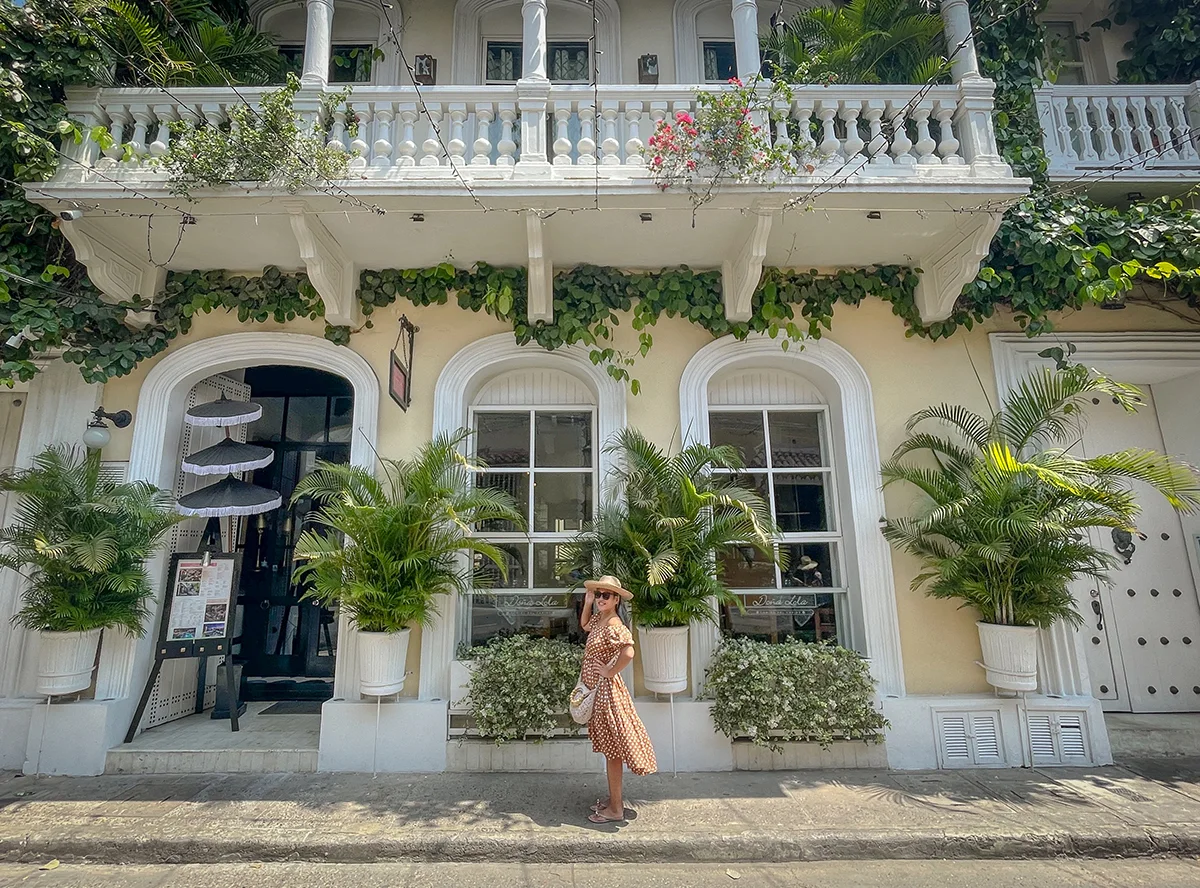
590, 798, 610, 813
588, 810, 625, 824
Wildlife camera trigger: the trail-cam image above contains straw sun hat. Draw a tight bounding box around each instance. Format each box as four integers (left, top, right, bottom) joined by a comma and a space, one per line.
583, 575, 633, 601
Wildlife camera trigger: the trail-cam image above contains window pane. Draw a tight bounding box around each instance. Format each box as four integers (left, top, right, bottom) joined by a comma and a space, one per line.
723, 592, 839, 644
247, 396, 285, 443
327, 396, 353, 443
476, 472, 529, 532
709, 412, 767, 468
475, 412, 531, 467
719, 547, 775, 589
549, 42, 590, 81
703, 40, 736, 82
727, 472, 769, 503
1045, 22, 1083, 63
473, 543, 527, 589
781, 542, 837, 588
285, 396, 329, 443
533, 542, 572, 588
468, 592, 585, 646
486, 41, 522, 81
773, 473, 831, 532
768, 412, 824, 468
533, 473, 592, 533
330, 43, 374, 84
534, 412, 592, 467
278, 45, 304, 79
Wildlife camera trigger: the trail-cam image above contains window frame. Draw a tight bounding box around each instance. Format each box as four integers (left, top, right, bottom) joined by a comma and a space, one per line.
700, 38, 737, 83
482, 37, 595, 84
708, 404, 849, 645
277, 42, 378, 85
462, 404, 599, 648
1038, 16, 1100, 85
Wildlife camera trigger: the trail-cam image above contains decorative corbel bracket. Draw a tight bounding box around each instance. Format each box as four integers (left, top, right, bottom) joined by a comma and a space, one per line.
914, 213, 1004, 323
285, 203, 360, 327
525, 213, 554, 323
58, 220, 165, 304
722, 211, 773, 322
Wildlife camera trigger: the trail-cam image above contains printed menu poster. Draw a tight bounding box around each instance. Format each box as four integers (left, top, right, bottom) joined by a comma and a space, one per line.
167, 557, 235, 641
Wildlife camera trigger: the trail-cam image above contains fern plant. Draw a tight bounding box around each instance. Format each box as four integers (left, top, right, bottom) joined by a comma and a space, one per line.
562, 429, 779, 628
881, 366, 1200, 628
764, 0, 949, 85
291, 429, 525, 634
0, 446, 181, 634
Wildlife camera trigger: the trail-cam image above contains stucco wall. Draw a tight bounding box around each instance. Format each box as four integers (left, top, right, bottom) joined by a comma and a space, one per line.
98, 294, 1200, 699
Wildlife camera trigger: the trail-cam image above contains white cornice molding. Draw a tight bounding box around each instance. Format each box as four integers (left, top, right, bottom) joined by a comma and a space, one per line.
453, 0, 621, 84
679, 334, 906, 698
59, 220, 165, 304
285, 204, 360, 327
914, 214, 1003, 323
721, 211, 772, 322
423, 332, 627, 700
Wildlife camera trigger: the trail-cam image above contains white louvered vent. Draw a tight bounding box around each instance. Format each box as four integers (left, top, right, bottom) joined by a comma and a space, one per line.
1027, 711, 1091, 765
935, 710, 1005, 768
99, 460, 128, 484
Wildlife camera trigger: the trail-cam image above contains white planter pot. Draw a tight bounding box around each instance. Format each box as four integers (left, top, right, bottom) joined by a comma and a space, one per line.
638, 625, 690, 694
976, 621, 1039, 692
36, 629, 101, 696
357, 628, 410, 697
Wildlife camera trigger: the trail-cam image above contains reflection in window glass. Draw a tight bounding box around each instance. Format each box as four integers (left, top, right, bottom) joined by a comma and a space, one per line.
327, 396, 353, 443
781, 542, 836, 589
533, 543, 573, 588
533, 473, 592, 533
723, 592, 839, 644
774, 473, 830, 533
709, 412, 767, 467
247, 397, 285, 443
476, 472, 530, 532
769, 412, 824, 467
703, 40, 737, 82
486, 41, 522, 81
473, 544, 527, 590
475, 412, 531, 466
286, 396, 329, 443
719, 547, 775, 589
468, 592, 586, 646
549, 42, 590, 81
535, 412, 592, 467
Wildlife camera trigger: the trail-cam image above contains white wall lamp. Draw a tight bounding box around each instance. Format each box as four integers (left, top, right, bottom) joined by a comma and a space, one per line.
82, 406, 132, 449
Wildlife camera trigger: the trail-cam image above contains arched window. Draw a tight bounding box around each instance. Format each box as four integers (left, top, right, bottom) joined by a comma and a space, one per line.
705, 367, 847, 645
453, 0, 622, 83
464, 366, 599, 648
673, 0, 810, 82
252, 0, 398, 85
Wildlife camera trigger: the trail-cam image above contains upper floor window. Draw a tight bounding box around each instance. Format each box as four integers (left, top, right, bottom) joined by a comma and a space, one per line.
709, 408, 845, 645
279, 43, 376, 83
1043, 20, 1088, 84
702, 40, 737, 82
484, 40, 592, 83
465, 408, 596, 647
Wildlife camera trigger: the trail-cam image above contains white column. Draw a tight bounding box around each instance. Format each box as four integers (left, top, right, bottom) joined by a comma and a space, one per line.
731, 0, 761, 81
521, 0, 548, 82
301, 0, 335, 88
940, 0, 981, 82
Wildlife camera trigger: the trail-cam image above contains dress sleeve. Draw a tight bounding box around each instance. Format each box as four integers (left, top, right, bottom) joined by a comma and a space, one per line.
613, 623, 634, 647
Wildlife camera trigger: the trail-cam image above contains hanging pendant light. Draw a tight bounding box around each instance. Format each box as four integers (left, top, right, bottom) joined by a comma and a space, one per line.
185, 394, 263, 427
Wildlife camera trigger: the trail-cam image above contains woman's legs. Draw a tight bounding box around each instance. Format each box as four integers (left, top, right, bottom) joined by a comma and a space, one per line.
602, 755, 624, 818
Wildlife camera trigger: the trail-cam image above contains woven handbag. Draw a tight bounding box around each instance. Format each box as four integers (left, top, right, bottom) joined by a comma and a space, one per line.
568, 656, 618, 725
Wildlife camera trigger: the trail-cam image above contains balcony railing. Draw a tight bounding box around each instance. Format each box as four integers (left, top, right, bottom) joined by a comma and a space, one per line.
1035, 84, 1200, 182
55, 81, 1011, 189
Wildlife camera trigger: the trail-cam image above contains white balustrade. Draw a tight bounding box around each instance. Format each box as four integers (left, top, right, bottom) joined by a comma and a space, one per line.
59, 82, 1000, 183
1036, 84, 1200, 179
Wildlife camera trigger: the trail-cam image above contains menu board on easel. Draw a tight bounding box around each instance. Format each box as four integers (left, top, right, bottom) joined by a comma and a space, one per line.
165, 556, 236, 642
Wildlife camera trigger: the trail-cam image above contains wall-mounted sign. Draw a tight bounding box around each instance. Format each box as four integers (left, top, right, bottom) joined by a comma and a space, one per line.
389, 314, 418, 411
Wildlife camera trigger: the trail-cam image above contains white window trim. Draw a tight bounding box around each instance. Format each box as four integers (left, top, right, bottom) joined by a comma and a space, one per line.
1037, 11, 1105, 85
680, 334, 904, 698
424, 333, 627, 700
454, 0, 621, 84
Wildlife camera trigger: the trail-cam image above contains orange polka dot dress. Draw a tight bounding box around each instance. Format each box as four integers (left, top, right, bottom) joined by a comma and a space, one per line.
583, 620, 657, 776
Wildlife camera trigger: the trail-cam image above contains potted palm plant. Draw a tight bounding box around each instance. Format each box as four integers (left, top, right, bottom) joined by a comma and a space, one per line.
881, 366, 1200, 692
0, 445, 181, 696
564, 429, 778, 694
291, 429, 523, 698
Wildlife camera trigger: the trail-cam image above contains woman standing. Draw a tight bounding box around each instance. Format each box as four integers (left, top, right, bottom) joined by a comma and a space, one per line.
580, 575, 657, 824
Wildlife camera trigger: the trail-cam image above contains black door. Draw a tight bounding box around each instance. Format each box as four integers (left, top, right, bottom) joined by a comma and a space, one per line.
236, 367, 353, 698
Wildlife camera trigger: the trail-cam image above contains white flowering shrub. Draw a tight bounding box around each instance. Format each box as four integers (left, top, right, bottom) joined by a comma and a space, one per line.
462, 635, 584, 742
704, 637, 887, 752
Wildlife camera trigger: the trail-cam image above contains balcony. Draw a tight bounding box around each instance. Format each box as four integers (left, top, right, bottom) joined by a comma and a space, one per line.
1035, 84, 1200, 189
30, 79, 1026, 329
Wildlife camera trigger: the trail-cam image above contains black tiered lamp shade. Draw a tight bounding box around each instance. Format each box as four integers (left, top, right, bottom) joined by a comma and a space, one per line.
181, 439, 274, 476
176, 475, 282, 518
185, 395, 263, 427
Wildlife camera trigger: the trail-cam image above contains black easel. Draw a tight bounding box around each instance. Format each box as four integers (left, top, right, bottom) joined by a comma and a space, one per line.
125, 549, 242, 743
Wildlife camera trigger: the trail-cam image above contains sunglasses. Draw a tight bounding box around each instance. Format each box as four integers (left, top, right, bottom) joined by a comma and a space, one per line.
594, 590, 619, 601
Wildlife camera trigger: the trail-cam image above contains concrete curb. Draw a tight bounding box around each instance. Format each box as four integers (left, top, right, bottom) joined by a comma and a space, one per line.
4, 828, 1200, 864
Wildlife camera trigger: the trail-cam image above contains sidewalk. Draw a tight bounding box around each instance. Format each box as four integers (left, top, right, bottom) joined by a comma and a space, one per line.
3, 757, 1200, 865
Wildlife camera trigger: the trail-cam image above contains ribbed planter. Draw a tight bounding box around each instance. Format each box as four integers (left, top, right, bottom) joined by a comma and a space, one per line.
357, 628, 410, 697
36, 629, 101, 696
638, 625, 689, 694
976, 622, 1039, 692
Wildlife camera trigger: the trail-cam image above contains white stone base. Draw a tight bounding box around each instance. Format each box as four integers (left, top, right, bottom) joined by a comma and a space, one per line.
0, 700, 34, 770
318, 698, 448, 772
882, 694, 1112, 770
24, 699, 120, 776
447, 739, 599, 772
733, 739, 889, 770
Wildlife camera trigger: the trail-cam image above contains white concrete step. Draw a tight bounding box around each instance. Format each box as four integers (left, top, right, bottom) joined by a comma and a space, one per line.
1106, 713, 1200, 759
105, 748, 318, 774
